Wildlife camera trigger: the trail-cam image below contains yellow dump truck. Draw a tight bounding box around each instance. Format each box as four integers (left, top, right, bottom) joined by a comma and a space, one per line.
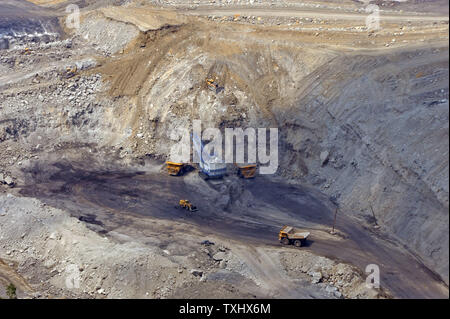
166, 161, 185, 176
236, 164, 257, 179
279, 225, 310, 247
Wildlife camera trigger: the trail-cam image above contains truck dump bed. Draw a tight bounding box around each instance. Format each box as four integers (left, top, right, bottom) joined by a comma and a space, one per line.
281, 226, 310, 239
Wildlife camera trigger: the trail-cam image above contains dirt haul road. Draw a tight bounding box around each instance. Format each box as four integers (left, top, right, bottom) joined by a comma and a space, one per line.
182, 6, 449, 23
19, 159, 449, 299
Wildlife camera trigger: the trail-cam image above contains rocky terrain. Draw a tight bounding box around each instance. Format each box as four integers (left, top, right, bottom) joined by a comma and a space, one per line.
0, 0, 448, 299
0, 192, 383, 299
0, 0, 62, 48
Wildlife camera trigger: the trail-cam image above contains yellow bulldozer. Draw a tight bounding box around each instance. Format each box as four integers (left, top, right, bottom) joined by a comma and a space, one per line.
166, 161, 185, 176
206, 77, 218, 91
179, 199, 198, 212
65, 66, 78, 79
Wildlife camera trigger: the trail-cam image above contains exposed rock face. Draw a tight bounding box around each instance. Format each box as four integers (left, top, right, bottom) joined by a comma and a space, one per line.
277, 49, 449, 283
96, 28, 448, 282
320, 151, 330, 166
0, 0, 61, 45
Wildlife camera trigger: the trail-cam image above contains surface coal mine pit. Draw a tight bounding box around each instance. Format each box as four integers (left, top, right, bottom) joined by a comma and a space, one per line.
0, 0, 448, 301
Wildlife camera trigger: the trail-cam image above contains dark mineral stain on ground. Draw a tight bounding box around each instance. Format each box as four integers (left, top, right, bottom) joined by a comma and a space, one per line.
18, 159, 448, 299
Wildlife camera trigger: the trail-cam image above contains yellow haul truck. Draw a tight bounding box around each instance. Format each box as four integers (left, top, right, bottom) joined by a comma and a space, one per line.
166, 161, 185, 176
279, 226, 310, 247
236, 164, 257, 179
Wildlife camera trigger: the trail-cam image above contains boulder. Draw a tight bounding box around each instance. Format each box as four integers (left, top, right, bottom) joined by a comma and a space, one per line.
320, 150, 330, 166
0, 38, 9, 50
5, 176, 14, 186
75, 59, 97, 71
200, 240, 215, 246
1, 174, 14, 187
325, 285, 338, 293
212, 252, 227, 261
190, 269, 203, 277
311, 271, 323, 284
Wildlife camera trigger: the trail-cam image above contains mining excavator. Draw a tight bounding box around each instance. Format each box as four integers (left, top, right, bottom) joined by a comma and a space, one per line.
192, 133, 227, 180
